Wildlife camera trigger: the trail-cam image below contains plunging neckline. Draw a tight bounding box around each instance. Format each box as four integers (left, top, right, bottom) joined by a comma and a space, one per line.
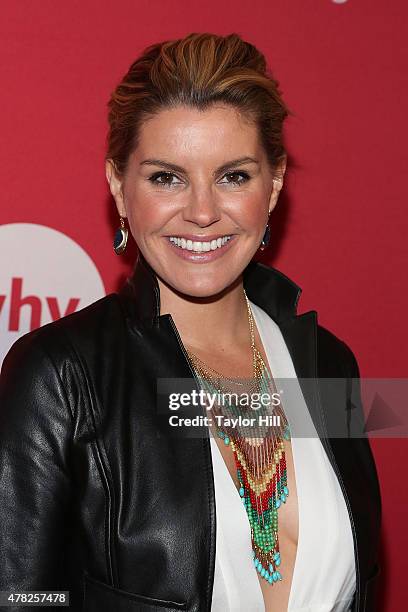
208, 299, 303, 609
208, 299, 356, 611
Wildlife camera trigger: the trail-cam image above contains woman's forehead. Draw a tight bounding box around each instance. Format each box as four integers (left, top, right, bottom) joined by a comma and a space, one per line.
134, 106, 261, 162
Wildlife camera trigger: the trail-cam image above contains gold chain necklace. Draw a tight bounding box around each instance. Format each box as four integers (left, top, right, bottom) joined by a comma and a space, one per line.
186, 290, 265, 395
185, 289, 292, 587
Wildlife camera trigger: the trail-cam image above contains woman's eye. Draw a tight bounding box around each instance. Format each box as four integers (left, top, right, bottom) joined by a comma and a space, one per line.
148, 172, 182, 188
220, 171, 251, 186
148, 170, 250, 188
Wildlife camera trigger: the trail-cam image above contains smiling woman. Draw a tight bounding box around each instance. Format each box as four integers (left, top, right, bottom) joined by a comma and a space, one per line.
0, 32, 381, 612
106, 102, 286, 299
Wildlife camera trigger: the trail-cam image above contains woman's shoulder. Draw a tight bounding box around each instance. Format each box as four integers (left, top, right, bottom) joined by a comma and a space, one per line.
316, 322, 360, 379
1, 292, 125, 379
0, 293, 128, 429
249, 298, 359, 379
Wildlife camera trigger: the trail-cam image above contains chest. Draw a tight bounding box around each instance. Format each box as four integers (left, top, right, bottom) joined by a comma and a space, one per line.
211, 427, 300, 611
212, 430, 299, 539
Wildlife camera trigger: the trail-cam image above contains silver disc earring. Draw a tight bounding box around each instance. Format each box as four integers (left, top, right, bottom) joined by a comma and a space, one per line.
113, 216, 128, 255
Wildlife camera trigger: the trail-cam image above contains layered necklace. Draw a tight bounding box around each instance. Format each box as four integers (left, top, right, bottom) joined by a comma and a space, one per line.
186, 290, 292, 586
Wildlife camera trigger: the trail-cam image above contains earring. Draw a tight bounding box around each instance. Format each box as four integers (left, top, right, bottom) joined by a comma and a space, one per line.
259, 224, 271, 251
259, 210, 272, 251
113, 216, 128, 255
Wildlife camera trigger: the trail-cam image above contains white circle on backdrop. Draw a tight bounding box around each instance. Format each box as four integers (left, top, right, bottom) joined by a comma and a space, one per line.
0, 223, 106, 364
332, 0, 348, 4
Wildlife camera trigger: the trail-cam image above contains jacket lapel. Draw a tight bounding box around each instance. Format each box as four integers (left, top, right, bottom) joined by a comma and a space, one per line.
277, 311, 325, 437
118, 254, 363, 610
277, 310, 362, 611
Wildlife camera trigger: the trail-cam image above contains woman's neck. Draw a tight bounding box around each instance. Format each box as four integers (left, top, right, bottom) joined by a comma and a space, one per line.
157, 276, 251, 354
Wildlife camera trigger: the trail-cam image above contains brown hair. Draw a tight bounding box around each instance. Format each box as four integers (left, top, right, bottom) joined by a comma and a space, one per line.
106, 32, 293, 179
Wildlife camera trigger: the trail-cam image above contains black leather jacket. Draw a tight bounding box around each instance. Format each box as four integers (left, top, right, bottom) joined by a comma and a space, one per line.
0, 255, 382, 611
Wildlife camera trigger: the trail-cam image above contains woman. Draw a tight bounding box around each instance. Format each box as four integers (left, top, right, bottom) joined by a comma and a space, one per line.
0, 33, 381, 611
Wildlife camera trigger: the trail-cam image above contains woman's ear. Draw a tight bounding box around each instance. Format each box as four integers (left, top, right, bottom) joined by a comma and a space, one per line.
105, 159, 127, 218
268, 156, 287, 214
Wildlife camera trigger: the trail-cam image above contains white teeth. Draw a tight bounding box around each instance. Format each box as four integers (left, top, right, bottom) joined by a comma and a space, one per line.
169, 236, 232, 252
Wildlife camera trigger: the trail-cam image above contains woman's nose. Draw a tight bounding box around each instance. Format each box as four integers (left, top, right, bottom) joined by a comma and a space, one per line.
181, 185, 222, 227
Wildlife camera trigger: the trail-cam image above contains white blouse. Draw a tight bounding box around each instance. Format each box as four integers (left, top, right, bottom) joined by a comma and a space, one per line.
210, 300, 356, 612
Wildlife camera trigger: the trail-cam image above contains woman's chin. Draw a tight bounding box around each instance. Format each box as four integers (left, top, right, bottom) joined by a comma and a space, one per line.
161, 273, 241, 300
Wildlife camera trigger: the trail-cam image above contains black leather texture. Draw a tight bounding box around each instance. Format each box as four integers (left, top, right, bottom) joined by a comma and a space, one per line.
0, 254, 382, 611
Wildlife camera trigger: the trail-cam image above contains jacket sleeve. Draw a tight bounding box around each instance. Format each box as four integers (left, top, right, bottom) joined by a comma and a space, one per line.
341, 341, 367, 440
341, 341, 383, 606
342, 339, 383, 506
0, 331, 74, 605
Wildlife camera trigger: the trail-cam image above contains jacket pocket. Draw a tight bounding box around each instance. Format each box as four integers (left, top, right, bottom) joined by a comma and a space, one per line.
83, 573, 187, 612
364, 562, 381, 611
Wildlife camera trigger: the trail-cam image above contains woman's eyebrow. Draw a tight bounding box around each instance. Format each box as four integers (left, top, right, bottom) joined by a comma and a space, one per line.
139, 157, 259, 175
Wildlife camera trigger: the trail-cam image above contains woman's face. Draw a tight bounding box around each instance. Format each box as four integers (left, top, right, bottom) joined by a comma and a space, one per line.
106, 104, 285, 298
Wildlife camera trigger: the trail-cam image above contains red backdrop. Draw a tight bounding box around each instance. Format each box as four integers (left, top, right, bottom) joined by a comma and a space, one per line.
1, 1, 407, 609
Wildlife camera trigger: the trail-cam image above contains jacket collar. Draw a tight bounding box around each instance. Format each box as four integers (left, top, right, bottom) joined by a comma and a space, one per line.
117, 252, 367, 608
118, 252, 302, 327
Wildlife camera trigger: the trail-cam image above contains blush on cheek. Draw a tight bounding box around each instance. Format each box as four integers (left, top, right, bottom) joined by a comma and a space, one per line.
230, 194, 268, 227
131, 192, 178, 230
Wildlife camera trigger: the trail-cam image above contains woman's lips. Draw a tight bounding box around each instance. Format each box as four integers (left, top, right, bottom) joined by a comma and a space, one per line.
164, 235, 237, 262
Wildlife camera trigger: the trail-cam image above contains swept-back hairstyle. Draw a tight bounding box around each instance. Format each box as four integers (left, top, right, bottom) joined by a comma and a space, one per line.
106, 32, 292, 178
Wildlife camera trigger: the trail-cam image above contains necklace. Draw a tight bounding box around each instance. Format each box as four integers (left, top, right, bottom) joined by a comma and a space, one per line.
186, 291, 292, 586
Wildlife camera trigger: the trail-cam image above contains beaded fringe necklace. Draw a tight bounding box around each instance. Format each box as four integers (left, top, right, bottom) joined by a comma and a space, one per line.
186, 291, 292, 586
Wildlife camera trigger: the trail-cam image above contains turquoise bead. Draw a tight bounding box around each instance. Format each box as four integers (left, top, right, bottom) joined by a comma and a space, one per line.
224, 436, 230, 445
283, 486, 289, 495
275, 557, 281, 566
254, 558, 259, 568
257, 564, 262, 573
217, 431, 225, 439
268, 575, 273, 584
261, 568, 265, 577
239, 487, 245, 497
276, 571, 282, 580
269, 563, 273, 573
265, 571, 269, 580
272, 572, 278, 582
275, 500, 281, 509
